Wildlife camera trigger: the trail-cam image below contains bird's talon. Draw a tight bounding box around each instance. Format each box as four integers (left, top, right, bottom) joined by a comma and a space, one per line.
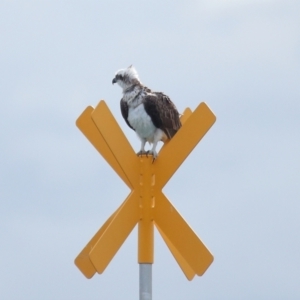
137, 151, 146, 157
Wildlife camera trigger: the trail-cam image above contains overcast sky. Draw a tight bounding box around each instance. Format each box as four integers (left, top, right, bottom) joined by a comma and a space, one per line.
1, 1, 300, 299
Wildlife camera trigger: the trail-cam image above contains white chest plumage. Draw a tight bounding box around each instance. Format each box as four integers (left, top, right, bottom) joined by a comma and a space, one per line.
127, 103, 156, 141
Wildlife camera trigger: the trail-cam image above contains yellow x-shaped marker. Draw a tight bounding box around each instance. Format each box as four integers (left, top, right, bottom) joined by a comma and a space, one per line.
74, 100, 216, 281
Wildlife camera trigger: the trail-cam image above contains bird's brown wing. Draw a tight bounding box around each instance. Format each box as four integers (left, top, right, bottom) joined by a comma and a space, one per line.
120, 98, 135, 130
143, 92, 181, 139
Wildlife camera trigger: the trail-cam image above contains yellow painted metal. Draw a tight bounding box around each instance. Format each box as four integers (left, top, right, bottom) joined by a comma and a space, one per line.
180, 107, 192, 125
74, 208, 117, 278
138, 156, 155, 263
156, 225, 196, 280
89, 191, 140, 274
154, 193, 214, 276
75, 100, 216, 280
91, 101, 139, 186
155, 102, 216, 189
76, 105, 132, 188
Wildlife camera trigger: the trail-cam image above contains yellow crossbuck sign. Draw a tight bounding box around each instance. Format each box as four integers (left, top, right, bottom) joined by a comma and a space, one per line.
74, 100, 216, 281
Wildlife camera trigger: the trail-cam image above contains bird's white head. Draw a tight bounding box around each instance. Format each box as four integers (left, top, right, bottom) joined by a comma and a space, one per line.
112, 65, 141, 91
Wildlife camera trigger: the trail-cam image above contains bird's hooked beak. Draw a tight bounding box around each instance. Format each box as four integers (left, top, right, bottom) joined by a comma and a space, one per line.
112, 77, 117, 84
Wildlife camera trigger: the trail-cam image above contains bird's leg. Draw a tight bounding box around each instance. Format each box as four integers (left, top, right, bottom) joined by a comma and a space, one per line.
137, 139, 147, 157
147, 141, 158, 163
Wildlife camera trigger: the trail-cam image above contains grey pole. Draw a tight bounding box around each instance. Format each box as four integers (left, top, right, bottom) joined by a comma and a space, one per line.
139, 263, 152, 300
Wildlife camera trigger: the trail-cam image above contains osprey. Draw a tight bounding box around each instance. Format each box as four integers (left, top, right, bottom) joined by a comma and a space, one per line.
112, 65, 181, 159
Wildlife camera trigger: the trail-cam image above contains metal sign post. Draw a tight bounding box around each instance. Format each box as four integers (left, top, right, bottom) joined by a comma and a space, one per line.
74, 100, 216, 298
140, 264, 152, 300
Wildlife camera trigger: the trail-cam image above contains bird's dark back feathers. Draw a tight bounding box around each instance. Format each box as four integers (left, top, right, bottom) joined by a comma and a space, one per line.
120, 99, 134, 130
143, 92, 181, 139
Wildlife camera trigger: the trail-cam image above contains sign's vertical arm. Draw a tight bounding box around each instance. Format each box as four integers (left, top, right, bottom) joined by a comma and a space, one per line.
138, 157, 154, 263
138, 156, 155, 300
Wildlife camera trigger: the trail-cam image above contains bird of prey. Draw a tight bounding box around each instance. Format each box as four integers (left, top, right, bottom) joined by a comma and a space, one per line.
112, 65, 181, 160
